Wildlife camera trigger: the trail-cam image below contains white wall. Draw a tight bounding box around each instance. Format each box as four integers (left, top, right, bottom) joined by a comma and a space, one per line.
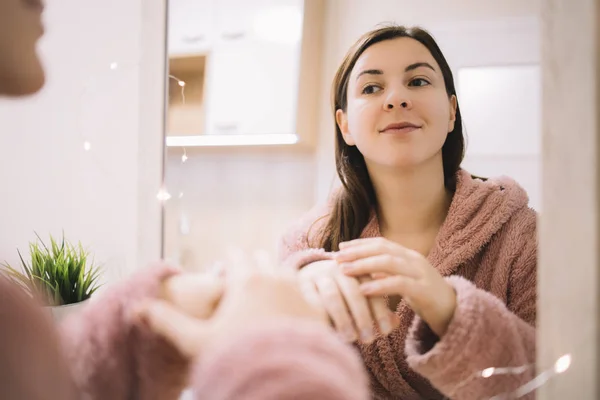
163, 149, 315, 269
0, 0, 165, 283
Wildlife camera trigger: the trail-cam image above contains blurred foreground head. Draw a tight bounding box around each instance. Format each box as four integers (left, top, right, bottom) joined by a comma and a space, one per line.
0, 0, 46, 96
0, 276, 76, 399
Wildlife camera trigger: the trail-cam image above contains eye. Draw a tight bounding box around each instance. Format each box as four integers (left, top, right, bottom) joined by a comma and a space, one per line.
361, 84, 382, 95
408, 78, 431, 87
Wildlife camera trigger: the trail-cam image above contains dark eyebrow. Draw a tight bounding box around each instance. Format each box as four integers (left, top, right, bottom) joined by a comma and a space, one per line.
405, 62, 436, 73
355, 69, 383, 81
355, 62, 436, 82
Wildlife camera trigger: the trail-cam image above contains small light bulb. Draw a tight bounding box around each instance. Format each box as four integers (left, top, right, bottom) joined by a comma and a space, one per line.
554, 354, 571, 374
181, 154, 188, 163
156, 188, 172, 202
110, 62, 118, 70
178, 80, 185, 87
178, 192, 184, 199
83, 141, 91, 151
481, 368, 495, 378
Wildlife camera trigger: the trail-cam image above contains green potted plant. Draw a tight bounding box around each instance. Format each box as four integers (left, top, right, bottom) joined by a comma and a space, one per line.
1, 232, 102, 320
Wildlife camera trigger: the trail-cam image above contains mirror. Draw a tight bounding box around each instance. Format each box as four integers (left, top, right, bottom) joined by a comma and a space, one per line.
163, 0, 541, 270
162, 0, 564, 398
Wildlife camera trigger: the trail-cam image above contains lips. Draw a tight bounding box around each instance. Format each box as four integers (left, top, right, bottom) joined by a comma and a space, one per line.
380, 122, 421, 134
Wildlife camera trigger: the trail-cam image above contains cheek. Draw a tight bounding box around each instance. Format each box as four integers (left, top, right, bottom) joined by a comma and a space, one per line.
346, 100, 380, 136
417, 95, 451, 130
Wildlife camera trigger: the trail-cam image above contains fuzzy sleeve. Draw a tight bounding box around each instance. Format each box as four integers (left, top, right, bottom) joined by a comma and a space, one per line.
405, 234, 537, 400
59, 263, 189, 400
189, 319, 370, 400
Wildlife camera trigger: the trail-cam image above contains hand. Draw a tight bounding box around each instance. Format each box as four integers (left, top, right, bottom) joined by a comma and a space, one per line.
298, 259, 398, 344
135, 253, 327, 359
336, 238, 457, 337
160, 273, 224, 319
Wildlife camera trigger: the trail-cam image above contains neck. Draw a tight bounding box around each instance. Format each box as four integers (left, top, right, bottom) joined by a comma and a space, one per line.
367, 155, 452, 239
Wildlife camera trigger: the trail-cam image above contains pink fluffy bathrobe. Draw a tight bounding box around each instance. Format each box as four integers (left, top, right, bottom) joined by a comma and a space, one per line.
0, 265, 370, 400
280, 170, 538, 400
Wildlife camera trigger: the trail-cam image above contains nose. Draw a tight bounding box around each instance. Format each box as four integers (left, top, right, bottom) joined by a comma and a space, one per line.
384, 88, 412, 110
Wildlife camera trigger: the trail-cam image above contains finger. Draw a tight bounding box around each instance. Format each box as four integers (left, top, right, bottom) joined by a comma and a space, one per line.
357, 275, 396, 336
338, 238, 373, 249
162, 273, 224, 319
314, 276, 357, 342
335, 274, 376, 343
336, 239, 412, 263
360, 276, 415, 297
341, 255, 420, 279
135, 299, 206, 358
298, 279, 328, 320
206, 260, 226, 277
371, 272, 390, 280
338, 237, 391, 250
356, 275, 397, 335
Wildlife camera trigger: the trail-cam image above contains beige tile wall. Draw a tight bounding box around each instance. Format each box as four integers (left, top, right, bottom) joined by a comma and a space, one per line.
163, 148, 320, 270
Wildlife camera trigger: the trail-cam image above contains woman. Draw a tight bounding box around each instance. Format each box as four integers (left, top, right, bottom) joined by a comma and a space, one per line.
0, 1, 370, 399
281, 25, 537, 400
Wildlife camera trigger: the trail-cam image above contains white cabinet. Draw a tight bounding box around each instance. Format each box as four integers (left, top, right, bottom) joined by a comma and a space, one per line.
204, 0, 303, 136
203, 39, 300, 135
167, 0, 323, 145
168, 0, 215, 56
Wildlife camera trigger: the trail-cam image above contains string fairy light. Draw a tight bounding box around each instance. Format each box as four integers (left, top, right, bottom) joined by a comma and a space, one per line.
165, 73, 189, 205
75, 61, 135, 190
168, 74, 186, 105
448, 351, 573, 399
156, 187, 172, 202
76, 59, 172, 202
181, 147, 188, 163
78, 62, 124, 152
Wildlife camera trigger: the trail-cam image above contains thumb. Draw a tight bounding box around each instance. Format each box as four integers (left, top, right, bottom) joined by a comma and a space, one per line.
135, 299, 209, 358
162, 273, 224, 319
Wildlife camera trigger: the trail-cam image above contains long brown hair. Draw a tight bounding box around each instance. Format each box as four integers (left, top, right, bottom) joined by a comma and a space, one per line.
316, 25, 465, 252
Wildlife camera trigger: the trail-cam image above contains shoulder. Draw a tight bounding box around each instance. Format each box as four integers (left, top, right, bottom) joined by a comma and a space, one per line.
500, 206, 538, 248
486, 206, 537, 276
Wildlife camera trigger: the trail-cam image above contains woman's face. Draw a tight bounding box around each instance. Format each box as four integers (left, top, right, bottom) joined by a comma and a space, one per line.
0, 0, 46, 96
336, 37, 457, 172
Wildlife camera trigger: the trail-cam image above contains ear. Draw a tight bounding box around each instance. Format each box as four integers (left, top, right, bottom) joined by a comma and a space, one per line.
447, 95, 457, 132
335, 109, 355, 146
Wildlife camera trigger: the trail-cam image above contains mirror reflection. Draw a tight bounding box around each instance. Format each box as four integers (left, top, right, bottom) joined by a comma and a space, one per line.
164, 1, 542, 399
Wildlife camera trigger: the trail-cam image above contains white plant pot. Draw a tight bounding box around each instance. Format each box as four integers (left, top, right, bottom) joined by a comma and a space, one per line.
48, 299, 90, 322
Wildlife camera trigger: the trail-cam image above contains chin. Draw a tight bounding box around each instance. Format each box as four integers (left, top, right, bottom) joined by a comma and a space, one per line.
2, 70, 45, 97
21, 72, 45, 95
0, 51, 46, 96
381, 152, 423, 169
381, 146, 444, 170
